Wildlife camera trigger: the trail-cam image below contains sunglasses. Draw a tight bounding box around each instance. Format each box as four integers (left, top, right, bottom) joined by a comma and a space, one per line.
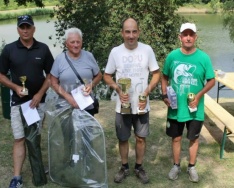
18, 15, 32, 21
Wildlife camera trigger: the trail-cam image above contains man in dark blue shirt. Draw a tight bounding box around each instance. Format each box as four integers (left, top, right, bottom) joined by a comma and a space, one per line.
0, 15, 54, 188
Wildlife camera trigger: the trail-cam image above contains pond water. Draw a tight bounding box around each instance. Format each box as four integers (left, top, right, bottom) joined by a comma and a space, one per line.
0, 14, 234, 98
0, 16, 62, 57
187, 14, 234, 98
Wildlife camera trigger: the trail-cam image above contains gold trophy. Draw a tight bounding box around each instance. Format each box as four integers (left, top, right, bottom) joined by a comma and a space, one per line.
187, 93, 197, 112
138, 94, 147, 115
19, 76, 28, 95
117, 78, 131, 114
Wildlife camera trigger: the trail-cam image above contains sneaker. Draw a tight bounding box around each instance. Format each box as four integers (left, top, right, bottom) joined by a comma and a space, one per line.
168, 165, 181, 180
9, 178, 23, 188
187, 166, 199, 183
134, 166, 149, 184
114, 166, 130, 183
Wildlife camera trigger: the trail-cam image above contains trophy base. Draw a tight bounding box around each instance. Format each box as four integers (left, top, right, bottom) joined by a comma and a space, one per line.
20, 90, 28, 95
137, 107, 147, 115
121, 107, 132, 114
188, 106, 197, 113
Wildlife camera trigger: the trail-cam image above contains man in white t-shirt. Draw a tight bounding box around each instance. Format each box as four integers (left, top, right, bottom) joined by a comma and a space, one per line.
104, 17, 160, 184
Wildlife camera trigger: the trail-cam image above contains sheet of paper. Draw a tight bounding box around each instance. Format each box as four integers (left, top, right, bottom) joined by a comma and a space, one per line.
20, 100, 40, 126
71, 85, 94, 110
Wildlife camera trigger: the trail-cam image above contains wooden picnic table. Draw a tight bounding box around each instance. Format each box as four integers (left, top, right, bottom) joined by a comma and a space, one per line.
215, 71, 234, 103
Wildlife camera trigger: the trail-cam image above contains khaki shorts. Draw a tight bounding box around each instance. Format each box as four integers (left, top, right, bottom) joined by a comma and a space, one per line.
11, 103, 45, 139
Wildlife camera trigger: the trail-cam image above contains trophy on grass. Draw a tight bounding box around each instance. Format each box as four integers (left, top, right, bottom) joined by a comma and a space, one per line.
187, 93, 197, 112
138, 94, 147, 115
19, 76, 28, 95
117, 78, 131, 114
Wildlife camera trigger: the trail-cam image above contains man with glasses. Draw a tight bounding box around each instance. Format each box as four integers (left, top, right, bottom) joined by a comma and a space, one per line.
0, 15, 54, 188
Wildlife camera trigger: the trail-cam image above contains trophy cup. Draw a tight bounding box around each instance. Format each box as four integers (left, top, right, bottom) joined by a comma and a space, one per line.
19, 76, 28, 95
138, 94, 147, 115
187, 93, 197, 112
117, 78, 131, 114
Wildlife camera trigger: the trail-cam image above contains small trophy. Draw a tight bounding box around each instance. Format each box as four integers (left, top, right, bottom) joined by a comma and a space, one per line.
19, 76, 28, 95
117, 78, 131, 114
187, 93, 197, 112
138, 94, 147, 115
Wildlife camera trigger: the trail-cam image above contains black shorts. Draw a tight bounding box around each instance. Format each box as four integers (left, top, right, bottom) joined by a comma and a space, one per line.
115, 112, 149, 141
166, 119, 203, 140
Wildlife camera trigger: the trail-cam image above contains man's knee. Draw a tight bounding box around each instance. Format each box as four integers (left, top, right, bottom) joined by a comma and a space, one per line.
172, 136, 182, 143
135, 135, 145, 144
14, 137, 25, 144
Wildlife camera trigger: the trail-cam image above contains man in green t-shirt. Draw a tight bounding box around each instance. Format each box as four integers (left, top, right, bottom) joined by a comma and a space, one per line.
161, 23, 215, 183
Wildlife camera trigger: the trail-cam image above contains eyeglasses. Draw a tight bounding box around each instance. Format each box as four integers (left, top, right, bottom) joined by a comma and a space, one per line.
18, 15, 32, 21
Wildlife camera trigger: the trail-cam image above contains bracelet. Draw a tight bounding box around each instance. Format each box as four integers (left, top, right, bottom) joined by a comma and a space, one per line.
161, 94, 168, 100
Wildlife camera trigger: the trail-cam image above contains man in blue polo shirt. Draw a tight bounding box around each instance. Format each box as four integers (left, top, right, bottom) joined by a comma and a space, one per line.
0, 15, 54, 188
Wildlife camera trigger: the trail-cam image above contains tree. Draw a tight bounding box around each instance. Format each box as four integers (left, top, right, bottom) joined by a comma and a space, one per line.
53, 0, 184, 69
52, 0, 185, 99
222, 0, 234, 43
51, 0, 109, 63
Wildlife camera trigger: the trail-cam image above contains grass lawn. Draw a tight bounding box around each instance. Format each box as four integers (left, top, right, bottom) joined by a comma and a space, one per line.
0, 99, 234, 187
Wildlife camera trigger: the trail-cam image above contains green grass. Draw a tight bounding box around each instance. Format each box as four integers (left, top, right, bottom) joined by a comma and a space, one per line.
0, 8, 53, 20
0, 0, 59, 10
0, 0, 58, 20
1, 100, 234, 187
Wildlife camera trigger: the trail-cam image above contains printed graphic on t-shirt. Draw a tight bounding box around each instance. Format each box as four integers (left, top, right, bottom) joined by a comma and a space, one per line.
120, 53, 143, 78
173, 62, 197, 94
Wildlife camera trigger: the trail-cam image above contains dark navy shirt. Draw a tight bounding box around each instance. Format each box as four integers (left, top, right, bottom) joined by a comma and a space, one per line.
0, 38, 54, 105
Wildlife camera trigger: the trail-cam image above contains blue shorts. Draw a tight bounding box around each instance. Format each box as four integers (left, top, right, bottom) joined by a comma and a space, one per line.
115, 112, 149, 141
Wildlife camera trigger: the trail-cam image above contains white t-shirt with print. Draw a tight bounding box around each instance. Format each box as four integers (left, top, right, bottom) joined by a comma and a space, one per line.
105, 42, 159, 114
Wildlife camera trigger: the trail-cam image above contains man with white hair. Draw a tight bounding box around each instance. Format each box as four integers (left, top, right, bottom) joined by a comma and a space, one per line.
161, 23, 215, 183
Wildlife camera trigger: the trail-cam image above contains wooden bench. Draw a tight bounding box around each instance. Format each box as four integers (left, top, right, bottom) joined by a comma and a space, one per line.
204, 94, 234, 159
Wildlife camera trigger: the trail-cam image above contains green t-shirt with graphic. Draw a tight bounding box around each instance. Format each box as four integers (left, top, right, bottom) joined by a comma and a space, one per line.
163, 48, 215, 122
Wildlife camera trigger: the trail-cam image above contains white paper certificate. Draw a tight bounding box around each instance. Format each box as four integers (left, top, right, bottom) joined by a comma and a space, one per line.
71, 85, 94, 110
20, 100, 40, 126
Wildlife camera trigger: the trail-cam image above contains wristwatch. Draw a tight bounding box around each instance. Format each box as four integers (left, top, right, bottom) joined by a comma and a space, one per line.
161, 94, 168, 100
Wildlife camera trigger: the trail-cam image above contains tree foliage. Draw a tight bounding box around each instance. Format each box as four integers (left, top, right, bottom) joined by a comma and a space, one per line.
51, 0, 109, 62
52, 0, 184, 70
222, 0, 234, 43
51, 0, 186, 99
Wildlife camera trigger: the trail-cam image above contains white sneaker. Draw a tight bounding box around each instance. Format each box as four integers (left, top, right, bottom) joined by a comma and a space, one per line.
187, 166, 199, 183
168, 165, 181, 180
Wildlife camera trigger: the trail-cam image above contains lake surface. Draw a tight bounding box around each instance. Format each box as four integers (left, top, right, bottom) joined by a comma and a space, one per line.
187, 14, 234, 98
0, 14, 234, 98
0, 16, 62, 58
